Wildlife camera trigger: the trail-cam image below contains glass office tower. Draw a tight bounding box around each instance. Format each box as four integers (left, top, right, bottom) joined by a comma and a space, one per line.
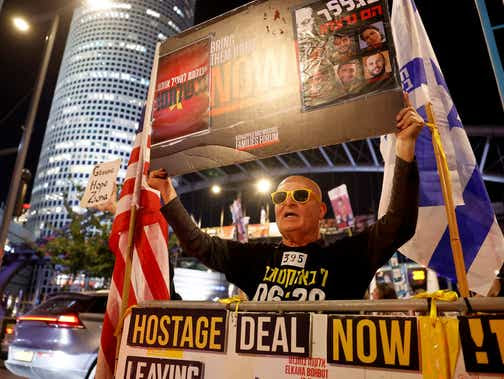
27, 0, 195, 236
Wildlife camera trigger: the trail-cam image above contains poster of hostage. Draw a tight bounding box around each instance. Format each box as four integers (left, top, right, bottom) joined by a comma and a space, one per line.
295, 0, 397, 110
150, 0, 402, 177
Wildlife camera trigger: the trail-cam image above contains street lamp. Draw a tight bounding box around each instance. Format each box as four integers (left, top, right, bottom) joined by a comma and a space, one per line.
0, 13, 60, 268
211, 184, 222, 195
12, 17, 30, 32
256, 178, 272, 194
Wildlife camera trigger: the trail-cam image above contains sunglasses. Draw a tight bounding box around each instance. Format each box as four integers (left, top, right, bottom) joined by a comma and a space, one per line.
270, 188, 320, 205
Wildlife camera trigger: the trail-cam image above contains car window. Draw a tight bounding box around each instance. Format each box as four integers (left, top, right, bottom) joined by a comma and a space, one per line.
32, 297, 94, 314
87, 297, 108, 313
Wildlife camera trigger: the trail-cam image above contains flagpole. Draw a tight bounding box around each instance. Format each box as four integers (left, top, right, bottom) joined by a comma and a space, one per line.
114, 204, 136, 365
425, 103, 470, 298
113, 42, 162, 371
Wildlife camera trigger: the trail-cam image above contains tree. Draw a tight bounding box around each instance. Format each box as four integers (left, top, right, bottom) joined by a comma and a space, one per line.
41, 194, 115, 285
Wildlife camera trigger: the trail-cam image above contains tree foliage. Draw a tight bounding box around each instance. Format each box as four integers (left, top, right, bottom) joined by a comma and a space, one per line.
40, 195, 115, 279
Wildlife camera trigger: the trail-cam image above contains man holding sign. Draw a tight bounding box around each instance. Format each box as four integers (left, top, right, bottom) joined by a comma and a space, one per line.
148, 95, 423, 300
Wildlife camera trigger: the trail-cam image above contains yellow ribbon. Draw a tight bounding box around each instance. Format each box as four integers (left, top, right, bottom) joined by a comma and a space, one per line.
218, 295, 244, 313
414, 290, 458, 324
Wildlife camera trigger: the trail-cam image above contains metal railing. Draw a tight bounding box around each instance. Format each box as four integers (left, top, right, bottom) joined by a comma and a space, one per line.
139, 297, 504, 313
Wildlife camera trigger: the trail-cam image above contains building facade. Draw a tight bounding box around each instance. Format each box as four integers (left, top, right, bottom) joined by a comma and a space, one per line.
27, 0, 195, 237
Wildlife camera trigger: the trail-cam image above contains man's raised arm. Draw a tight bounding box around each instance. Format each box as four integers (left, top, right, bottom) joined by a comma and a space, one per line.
364, 93, 424, 272
148, 169, 235, 273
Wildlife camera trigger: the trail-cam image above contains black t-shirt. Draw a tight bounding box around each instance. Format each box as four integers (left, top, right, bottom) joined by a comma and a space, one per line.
162, 158, 418, 300
218, 237, 388, 301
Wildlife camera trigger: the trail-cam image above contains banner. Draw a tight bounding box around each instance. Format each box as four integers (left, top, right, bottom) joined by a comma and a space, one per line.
116, 308, 504, 378
150, 0, 402, 176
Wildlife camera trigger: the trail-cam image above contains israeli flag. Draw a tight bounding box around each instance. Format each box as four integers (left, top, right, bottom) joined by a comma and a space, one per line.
379, 0, 504, 294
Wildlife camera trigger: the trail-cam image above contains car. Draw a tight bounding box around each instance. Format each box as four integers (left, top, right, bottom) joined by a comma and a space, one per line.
5, 291, 107, 379
4, 265, 232, 378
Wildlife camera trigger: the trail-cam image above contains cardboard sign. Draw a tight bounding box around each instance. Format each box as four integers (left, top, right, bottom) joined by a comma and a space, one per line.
127, 307, 227, 352
327, 315, 419, 370
459, 315, 504, 373
117, 308, 504, 378
236, 313, 310, 356
328, 184, 355, 229
124, 357, 204, 379
150, 0, 402, 176
80, 159, 120, 208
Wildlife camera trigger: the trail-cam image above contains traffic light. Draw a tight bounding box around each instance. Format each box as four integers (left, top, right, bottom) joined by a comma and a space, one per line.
14, 169, 31, 217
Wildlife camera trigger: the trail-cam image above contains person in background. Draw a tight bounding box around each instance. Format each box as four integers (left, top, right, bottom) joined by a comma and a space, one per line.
372, 282, 398, 299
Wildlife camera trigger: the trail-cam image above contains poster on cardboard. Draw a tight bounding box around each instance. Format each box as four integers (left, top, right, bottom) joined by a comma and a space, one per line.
150, 0, 402, 177
80, 159, 120, 209
152, 37, 211, 144
328, 184, 355, 230
294, 0, 396, 110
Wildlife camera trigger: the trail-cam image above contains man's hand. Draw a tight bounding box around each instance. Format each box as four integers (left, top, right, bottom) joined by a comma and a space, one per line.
395, 92, 424, 162
148, 168, 177, 204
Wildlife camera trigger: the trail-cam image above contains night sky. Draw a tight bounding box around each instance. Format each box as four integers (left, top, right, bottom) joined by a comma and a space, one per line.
0, 1, 502, 219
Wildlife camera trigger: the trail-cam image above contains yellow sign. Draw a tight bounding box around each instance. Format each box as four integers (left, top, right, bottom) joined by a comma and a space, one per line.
127, 308, 227, 352
459, 316, 504, 373
327, 315, 419, 370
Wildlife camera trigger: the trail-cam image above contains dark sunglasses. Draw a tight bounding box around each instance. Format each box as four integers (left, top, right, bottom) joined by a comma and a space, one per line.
270, 188, 320, 205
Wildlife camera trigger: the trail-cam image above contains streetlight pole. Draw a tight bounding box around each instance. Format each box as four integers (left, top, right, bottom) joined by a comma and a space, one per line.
0, 14, 59, 268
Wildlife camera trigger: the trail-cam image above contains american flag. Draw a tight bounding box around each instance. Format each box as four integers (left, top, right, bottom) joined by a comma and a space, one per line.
96, 45, 170, 378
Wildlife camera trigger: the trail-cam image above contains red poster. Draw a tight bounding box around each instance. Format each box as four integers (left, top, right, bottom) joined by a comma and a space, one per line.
152, 38, 211, 144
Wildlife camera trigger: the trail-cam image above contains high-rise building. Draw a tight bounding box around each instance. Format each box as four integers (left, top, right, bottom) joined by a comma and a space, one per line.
27, 0, 195, 237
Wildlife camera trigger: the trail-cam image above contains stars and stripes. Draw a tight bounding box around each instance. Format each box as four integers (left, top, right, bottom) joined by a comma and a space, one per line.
96, 44, 170, 378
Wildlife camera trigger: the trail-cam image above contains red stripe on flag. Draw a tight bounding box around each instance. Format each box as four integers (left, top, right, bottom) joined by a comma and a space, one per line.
135, 225, 170, 300
128, 146, 140, 166
120, 177, 136, 198
98, 125, 170, 378
143, 161, 150, 176
99, 313, 117, 375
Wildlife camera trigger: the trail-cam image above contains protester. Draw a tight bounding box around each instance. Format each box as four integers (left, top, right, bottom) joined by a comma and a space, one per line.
148, 95, 423, 300
372, 282, 398, 299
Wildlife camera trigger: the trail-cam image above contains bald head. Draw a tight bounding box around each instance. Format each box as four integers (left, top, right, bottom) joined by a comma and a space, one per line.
277, 176, 322, 201
275, 175, 326, 247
